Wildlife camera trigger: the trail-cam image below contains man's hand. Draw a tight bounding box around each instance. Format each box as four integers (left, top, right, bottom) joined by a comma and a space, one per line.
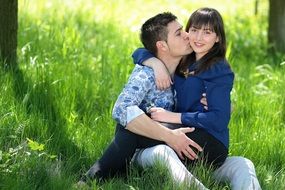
126, 114, 202, 161
164, 127, 203, 160
144, 57, 172, 90
200, 93, 208, 110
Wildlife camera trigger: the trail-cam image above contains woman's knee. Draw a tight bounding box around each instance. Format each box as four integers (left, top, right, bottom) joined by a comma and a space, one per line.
152, 145, 176, 160
232, 156, 255, 171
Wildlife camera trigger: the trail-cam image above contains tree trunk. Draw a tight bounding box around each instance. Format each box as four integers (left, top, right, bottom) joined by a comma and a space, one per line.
254, 0, 259, 15
0, 0, 18, 67
268, 0, 285, 53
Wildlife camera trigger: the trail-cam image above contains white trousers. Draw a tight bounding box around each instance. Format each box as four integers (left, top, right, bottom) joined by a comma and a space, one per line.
132, 145, 261, 190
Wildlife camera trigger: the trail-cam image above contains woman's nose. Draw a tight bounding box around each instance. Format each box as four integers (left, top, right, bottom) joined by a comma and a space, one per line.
195, 31, 203, 41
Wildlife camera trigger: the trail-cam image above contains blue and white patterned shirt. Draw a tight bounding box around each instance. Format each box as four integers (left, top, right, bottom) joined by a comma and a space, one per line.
112, 65, 175, 127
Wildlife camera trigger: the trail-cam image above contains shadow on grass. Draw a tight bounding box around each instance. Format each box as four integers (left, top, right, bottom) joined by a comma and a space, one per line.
2, 64, 89, 174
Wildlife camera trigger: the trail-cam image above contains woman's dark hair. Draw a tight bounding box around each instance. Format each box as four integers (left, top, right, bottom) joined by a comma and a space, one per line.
177, 7, 227, 77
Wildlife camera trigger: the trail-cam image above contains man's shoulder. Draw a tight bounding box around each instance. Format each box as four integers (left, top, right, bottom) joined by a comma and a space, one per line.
132, 65, 155, 80
124, 65, 156, 91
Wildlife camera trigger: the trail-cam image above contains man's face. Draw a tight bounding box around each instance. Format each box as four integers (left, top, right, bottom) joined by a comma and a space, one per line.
165, 21, 193, 57
188, 25, 219, 60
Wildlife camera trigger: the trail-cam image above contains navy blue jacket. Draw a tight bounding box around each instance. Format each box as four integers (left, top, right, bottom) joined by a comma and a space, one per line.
132, 48, 234, 149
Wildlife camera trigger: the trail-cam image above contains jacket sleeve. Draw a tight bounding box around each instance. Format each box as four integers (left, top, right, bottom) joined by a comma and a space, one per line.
132, 48, 155, 65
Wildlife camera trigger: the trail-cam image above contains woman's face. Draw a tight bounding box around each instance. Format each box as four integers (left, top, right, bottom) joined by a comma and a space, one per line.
188, 25, 219, 60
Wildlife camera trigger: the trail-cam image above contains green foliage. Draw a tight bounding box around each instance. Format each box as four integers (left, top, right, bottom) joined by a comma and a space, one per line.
0, 0, 284, 189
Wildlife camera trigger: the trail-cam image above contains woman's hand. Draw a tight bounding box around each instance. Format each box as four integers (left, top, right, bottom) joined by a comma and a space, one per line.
143, 57, 172, 90
149, 107, 181, 124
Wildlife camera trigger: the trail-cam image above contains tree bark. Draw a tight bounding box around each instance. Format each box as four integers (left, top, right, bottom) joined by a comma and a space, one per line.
0, 0, 18, 67
268, 0, 285, 53
254, 0, 259, 15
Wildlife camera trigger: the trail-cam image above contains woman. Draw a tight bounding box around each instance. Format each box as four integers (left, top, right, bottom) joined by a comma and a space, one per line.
132, 7, 234, 167
133, 8, 262, 190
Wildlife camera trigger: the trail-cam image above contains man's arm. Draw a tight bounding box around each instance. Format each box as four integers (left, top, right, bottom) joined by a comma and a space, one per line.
146, 93, 209, 124
112, 66, 202, 160
126, 114, 202, 160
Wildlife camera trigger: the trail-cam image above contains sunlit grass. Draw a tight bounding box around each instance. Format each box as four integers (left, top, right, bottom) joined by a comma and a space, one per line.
0, 0, 284, 189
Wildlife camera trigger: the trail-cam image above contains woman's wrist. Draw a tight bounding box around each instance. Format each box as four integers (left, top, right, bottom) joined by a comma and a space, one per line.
143, 57, 161, 68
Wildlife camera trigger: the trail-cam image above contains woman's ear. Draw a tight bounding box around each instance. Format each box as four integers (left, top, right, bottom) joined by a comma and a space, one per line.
215, 37, 219, 43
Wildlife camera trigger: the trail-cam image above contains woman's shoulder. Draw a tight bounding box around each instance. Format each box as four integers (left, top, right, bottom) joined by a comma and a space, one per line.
198, 59, 234, 81
212, 59, 232, 71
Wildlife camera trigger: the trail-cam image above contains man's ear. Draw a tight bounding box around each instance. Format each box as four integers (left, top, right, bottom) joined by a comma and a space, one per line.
156, 41, 168, 51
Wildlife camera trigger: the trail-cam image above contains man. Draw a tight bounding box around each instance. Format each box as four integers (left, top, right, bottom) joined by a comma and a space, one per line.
80, 12, 208, 189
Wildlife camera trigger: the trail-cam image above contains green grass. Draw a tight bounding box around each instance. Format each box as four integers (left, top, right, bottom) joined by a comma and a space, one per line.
0, 0, 285, 189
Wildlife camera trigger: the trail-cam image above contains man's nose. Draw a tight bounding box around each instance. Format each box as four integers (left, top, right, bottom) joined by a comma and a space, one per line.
182, 31, 189, 40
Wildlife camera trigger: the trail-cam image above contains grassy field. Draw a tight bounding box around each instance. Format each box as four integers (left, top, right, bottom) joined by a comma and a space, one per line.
0, 0, 285, 189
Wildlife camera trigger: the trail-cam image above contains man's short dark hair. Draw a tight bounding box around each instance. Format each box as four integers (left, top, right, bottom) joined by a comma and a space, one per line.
140, 12, 177, 55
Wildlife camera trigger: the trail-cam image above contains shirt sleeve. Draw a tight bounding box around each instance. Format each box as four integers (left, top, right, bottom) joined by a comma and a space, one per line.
132, 48, 155, 66
181, 62, 234, 132
112, 66, 153, 126
126, 106, 145, 124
